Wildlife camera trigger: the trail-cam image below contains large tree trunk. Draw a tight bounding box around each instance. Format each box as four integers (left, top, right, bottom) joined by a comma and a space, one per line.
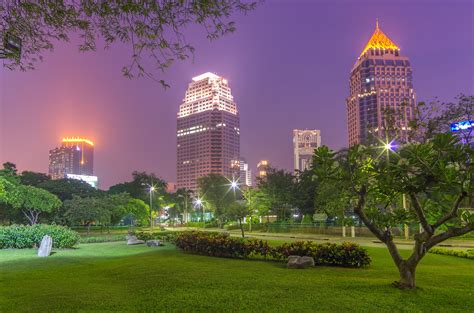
394, 261, 417, 289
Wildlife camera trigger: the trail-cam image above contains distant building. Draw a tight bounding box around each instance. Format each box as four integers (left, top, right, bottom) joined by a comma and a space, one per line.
256, 160, 270, 181
49, 137, 95, 181
293, 129, 321, 172
176, 72, 240, 191
346, 20, 416, 146
239, 158, 252, 187
166, 182, 177, 193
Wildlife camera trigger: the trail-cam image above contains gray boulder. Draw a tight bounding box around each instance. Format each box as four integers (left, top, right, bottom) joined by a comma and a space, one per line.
287, 255, 315, 269
146, 240, 163, 247
126, 235, 145, 245
38, 235, 52, 257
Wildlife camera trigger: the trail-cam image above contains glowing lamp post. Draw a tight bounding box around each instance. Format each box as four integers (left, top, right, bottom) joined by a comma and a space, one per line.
149, 186, 156, 230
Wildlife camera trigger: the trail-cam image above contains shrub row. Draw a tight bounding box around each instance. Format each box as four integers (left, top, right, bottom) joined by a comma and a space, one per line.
133, 230, 179, 242
174, 231, 371, 268
78, 234, 126, 244
0, 224, 80, 249
429, 248, 474, 259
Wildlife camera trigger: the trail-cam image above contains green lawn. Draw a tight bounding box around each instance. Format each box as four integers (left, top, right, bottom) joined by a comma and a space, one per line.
0, 242, 473, 312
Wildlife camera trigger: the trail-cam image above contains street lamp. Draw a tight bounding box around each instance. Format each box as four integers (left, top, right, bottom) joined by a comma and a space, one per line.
148, 185, 156, 231
194, 198, 204, 228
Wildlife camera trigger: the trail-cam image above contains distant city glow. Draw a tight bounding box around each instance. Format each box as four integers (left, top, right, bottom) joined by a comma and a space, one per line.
451, 120, 474, 132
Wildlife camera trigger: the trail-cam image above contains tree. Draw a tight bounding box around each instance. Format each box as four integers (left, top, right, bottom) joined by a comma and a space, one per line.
64, 196, 110, 233
123, 198, 150, 227
197, 173, 236, 227
174, 188, 193, 223
0, 162, 18, 177
227, 201, 250, 237
38, 178, 99, 201
109, 171, 167, 226
20, 171, 51, 186
294, 169, 318, 221
313, 133, 473, 289
257, 168, 296, 221
15, 185, 62, 225
1, 1, 256, 85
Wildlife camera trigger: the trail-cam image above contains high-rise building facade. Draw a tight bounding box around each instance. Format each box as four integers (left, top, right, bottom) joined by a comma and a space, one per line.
293, 129, 321, 172
256, 160, 270, 181
48, 137, 94, 180
177, 72, 240, 191
346, 21, 416, 146
239, 158, 253, 187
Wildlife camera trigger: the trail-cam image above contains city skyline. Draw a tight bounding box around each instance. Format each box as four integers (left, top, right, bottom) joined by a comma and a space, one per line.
1, 1, 472, 188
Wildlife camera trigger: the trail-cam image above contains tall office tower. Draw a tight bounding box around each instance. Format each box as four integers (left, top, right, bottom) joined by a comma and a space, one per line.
256, 160, 270, 181
346, 20, 416, 146
48, 137, 95, 180
177, 72, 240, 191
293, 129, 321, 172
239, 158, 253, 187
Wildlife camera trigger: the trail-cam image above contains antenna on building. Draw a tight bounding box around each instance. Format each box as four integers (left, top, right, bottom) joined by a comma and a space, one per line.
376, 18, 379, 30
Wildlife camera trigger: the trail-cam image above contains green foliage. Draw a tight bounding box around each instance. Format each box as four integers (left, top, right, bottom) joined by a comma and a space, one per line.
272, 241, 371, 268
257, 168, 296, 220
38, 178, 99, 201
174, 231, 371, 268
428, 248, 474, 259
64, 196, 112, 227
14, 185, 62, 225
78, 234, 127, 244
0, 224, 79, 249
19, 171, 50, 186
1, 1, 257, 84
133, 231, 178, 242
197, 174, 236, 226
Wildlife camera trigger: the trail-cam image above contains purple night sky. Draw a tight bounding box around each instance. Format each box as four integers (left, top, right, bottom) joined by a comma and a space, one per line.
1, 0, 473, 188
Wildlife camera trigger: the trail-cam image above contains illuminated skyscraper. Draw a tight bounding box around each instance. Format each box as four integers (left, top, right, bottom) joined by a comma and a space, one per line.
347, 20, 416, 146
177, 72, 240, 191
239, 158, 253, 187
293, 129, 321, 172
256, 160, 270, 181
48, 137, 94, 180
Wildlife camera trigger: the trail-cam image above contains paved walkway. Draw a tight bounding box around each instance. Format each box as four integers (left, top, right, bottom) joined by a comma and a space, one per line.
167, 226, 474, 250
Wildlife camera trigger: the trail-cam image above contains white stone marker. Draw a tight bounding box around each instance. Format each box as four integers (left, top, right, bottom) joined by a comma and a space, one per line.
38, 235, 52, 257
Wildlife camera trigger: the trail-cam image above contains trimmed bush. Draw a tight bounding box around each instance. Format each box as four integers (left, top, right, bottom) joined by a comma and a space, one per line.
133, 230, 179, 242
429, 248, 474, 259
0, 224, 80, 249
174, 231, 371, 268
271, 241, 372, 268
79, 234, 126, 244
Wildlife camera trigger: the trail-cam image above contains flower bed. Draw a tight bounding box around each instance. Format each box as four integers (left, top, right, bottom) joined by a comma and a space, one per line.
174, 231, 371, 268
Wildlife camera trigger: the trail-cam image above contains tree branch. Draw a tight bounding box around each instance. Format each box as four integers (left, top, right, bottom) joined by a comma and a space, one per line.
408, 193, 433, 234
426, 223, 474, 249
432, 192, 467, 229
353, 186, 404, 265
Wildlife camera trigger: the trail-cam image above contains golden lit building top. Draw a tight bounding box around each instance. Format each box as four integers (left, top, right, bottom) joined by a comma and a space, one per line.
359, 20, 399, 58
62, 137, 94, 146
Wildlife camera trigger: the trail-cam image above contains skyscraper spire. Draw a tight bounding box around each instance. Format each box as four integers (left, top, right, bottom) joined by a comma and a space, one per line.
359, 20, 399, 57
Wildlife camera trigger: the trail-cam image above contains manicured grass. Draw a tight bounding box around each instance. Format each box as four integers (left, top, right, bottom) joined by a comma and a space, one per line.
0, 242, 473, 312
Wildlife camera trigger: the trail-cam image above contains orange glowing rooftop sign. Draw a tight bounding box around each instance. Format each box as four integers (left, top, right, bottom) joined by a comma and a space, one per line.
359, 20, 399, 57
62, 137, 94, 146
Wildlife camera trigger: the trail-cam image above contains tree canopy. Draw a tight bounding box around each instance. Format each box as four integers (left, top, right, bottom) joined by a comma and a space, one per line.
313, 133, 473, 289
1, 1, 257, 85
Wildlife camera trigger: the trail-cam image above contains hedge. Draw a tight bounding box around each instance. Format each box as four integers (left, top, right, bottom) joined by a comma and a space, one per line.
428, 247, 474, 259
174, 231, 371, 268
0, 224, 80, 249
